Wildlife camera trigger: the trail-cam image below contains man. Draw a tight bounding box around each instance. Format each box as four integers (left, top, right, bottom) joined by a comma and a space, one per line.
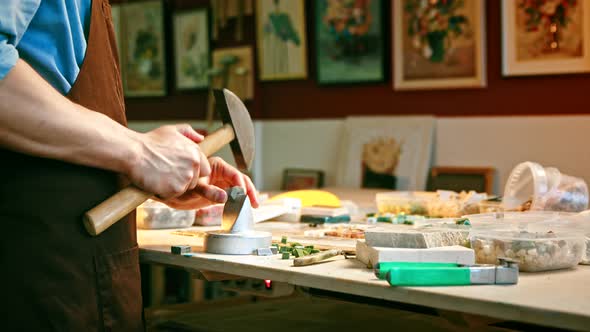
0, 0, 258, 330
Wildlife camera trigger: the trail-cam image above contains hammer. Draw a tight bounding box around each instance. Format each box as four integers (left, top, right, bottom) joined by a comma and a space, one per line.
83, 89, 255, 236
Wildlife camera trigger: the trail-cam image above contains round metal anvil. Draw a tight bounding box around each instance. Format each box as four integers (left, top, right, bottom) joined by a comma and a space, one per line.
204, 230, 272, 255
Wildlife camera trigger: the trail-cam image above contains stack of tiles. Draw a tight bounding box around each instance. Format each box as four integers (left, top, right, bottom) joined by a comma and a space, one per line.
356, 227, 474, 268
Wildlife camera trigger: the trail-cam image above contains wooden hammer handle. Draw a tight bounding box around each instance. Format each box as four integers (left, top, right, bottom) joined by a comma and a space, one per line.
83, 124, 235, 236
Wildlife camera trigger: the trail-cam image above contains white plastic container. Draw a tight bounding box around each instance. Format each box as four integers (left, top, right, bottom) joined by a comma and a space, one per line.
136, 199, 196, 229
478, 200, 503, 213
470, 229, 585, 272
503, 161, 589, 213
194, 204, 224, 226
463, 211, 570, 225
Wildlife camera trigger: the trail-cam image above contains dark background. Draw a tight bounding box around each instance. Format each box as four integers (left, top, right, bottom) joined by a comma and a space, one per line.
112, 0, 590, 121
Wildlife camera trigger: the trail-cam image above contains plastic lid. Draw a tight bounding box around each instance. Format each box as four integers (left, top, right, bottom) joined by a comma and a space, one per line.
471, 229, 584, 241
503, 162, 561, 210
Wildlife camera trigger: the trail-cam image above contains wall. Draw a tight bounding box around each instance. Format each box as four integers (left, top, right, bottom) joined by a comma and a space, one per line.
130, 115, 590, 195
121, 0, 590, 121
435, 116, 590, 194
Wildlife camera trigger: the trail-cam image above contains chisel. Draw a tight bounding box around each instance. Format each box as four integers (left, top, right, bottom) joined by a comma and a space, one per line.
384, 258, 519, 286
374, 262, 459, 280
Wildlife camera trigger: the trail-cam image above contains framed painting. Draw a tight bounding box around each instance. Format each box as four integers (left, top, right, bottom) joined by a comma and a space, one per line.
256, 0, 308, 80
336, 116, 435, 191
173, 8, 210, 90
110, 4, 122, 63
121, 1, 167, 97
393, 0, 486, 90
315, 0, 385, 84
502, 0, 590, 76
281, 168, 325, 191
109, 4, 125, 88
211, 46, 254, 100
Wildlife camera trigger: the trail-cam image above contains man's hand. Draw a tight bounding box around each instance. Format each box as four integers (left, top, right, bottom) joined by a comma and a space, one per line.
161, 156, 259, 210
128, 124, 211, 199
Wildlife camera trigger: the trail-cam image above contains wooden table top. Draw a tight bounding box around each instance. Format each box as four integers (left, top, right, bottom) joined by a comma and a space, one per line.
138, 227, 590, 331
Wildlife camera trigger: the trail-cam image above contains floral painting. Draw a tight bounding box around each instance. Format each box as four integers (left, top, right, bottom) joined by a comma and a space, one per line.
121, 1, 166, 96
173, 9, 210, 90
256, 0, 307, 80
503, 0, 590, 75
393, 0, 486, 90
315, 0, 385, 84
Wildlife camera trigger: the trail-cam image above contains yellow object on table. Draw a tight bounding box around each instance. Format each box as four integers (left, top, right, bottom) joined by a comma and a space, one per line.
269, 190, 341, 207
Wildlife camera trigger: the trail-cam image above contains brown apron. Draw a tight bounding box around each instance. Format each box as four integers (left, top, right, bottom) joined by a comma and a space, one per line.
0, 0, 143, 330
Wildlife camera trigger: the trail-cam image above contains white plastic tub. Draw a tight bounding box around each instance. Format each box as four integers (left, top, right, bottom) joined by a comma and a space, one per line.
503, 161, 588, 213
470, 229, 585, 272
136, 199, 196, 229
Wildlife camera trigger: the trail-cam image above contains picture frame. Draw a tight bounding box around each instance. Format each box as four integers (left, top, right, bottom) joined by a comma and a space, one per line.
120, 0, 167, 97
173, 8, 210, 90
281, 168, 325, 191
109, 4, 125, 90
110, 4, 123, 65
336, 116, 435, 191
502, 0, 590, 76
211, 46, 254, 100
256, 0, 308, 81
315, 0, 386, 84
393, 0, 486, 90
427, 166, 495, 194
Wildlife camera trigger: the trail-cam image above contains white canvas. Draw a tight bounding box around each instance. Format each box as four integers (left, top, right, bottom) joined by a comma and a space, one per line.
336, 116, 435, 190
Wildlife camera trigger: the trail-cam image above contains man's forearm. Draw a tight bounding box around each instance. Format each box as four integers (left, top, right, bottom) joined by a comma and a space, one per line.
0, 59, 140, 174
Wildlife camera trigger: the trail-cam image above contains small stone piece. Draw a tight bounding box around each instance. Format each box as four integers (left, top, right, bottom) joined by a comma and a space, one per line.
455, 218, 471, 226
377, 216, 392, 223
256, 248, 273, 256
228, 186, 245, 200
282, 252, 290, 259
171, 245, 191, 255
294, 248, 306, 258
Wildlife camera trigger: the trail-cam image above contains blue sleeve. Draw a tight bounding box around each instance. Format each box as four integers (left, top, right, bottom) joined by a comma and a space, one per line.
0, 0, 41, 80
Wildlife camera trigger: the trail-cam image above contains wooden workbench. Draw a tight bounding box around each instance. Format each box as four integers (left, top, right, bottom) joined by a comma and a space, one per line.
138, 228, 590, 331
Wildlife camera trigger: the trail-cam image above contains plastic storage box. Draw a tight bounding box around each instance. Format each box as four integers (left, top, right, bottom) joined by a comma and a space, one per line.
478, 200, 503, 213
376, 191, 434, 216
470, 229, 585, 272
426, 191, 487, 218
463, 211, 571, 225
503, 161, 589, 213
136, 199, 196, 229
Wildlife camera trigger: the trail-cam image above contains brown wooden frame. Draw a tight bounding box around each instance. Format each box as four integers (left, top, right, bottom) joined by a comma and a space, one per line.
428, 166, 495, 194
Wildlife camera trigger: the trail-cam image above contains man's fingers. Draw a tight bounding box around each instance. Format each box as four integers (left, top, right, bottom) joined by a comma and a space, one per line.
194, 181, 228, 204
210, 157, 246, 190
244, 175, 259, 208
199, 151, 211, 178
176, 124, 204, 143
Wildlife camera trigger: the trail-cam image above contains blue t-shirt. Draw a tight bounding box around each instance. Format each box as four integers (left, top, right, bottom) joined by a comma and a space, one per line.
0, 0, 90, 95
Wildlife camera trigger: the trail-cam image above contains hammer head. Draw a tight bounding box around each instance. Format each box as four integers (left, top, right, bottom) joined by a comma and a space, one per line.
214, 89, 255, 171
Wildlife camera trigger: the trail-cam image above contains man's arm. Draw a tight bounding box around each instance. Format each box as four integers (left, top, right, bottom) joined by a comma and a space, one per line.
0, 59, 212, 200
0, 59, 141, 174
